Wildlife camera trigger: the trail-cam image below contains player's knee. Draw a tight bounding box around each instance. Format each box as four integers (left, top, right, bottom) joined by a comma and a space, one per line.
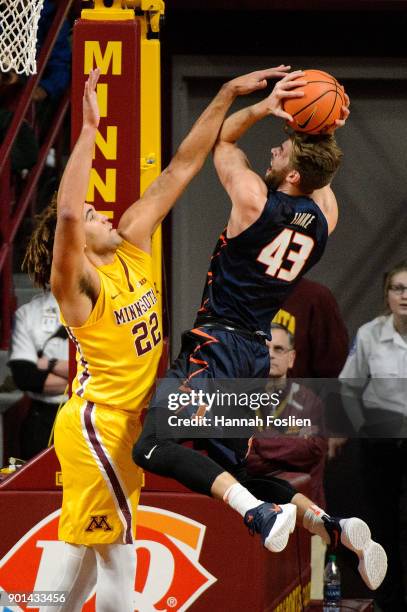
132, 438, 150, 468
133, 438, 179, 475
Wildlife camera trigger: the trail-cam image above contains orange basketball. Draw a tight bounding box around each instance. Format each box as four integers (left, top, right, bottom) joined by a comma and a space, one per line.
283, 69, 346, 134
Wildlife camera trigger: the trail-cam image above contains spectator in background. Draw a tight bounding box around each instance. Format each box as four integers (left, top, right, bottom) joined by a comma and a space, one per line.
34, 0, 71, 105
32, 0, 72, 205
0, 0, 71, 176
273, 277, 349, 458
340, 260, 407, 437
246, 322, 329, 598
339, 260, 407, 611
8, 289, 68, 460
247, 323, 328, 509
273, 277, 348, 378
0, 69, 38, 177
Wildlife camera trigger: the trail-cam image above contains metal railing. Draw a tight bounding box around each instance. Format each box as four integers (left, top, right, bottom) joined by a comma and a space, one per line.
0, 0, 76, 349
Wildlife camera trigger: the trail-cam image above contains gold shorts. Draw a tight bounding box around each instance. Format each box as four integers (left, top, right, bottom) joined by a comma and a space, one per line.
54, 394, 143, 545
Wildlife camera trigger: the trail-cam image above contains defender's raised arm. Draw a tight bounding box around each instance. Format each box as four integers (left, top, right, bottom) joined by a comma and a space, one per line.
117, 67, 292, 252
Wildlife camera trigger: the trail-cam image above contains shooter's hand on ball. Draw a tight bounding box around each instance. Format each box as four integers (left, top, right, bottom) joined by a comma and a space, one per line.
333, 93, 350, 130
83, 67, 101, 129
321, 93, 350, 134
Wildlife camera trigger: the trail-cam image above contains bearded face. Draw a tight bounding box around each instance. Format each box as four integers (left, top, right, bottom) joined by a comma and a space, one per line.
264, 139, 293, 191
264, 166, 290, 191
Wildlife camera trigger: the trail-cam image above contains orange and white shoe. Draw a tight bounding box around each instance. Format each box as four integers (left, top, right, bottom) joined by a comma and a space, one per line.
323, 515, 387, 590
244, 502, 297, 553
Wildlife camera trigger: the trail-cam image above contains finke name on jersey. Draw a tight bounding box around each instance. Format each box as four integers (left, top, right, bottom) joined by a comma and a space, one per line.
114, 288, 158, 325
290, 212, 315, 229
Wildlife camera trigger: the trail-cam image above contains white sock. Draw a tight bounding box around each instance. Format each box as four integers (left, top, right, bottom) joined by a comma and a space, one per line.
39, 543, 96, 612
303, 504, 331, 544
223, 482, 263, 518
94, 543, 136, 612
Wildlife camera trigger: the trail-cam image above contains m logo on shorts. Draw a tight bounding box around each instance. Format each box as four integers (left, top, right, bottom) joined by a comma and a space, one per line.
85, 515, 113, 532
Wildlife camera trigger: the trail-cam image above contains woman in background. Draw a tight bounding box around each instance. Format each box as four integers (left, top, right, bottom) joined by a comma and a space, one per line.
340, 260, 407, 611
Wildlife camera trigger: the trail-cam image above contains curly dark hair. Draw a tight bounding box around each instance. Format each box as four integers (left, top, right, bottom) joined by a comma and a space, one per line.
22, 193, 58, 290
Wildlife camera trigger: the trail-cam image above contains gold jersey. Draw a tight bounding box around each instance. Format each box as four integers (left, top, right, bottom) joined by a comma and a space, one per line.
65, 240, 162, 413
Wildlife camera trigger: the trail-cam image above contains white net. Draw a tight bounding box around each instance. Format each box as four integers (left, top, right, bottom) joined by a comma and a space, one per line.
0, 0, 45, 75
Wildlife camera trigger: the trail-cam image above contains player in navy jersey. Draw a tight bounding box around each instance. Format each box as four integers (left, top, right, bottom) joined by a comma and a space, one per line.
133, 69, 387, 589
197, 186, 329, 335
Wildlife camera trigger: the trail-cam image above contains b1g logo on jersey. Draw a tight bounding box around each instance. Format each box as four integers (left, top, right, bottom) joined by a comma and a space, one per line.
0, 506, 216, 611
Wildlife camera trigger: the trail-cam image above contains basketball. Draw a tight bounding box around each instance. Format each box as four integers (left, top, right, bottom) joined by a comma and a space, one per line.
283, 69, 346, 134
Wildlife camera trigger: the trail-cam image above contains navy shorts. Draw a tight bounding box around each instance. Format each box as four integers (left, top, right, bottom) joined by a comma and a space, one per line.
165, 325, 270, 383
142, 325, 270, 465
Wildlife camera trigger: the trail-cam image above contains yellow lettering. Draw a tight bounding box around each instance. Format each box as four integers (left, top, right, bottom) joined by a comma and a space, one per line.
272, 585, 306, 612
96, 83, 108, 118
289, 590, 295, 612
302, 581, 311, 607
273, 309, 296, 335
95, 126, 118, 160
87, 169, 116, 202
84, 41, 122, 75
295, 586, 301, 611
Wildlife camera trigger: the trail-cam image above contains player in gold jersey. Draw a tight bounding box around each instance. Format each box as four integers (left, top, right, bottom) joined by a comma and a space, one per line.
24, 66, 290, 611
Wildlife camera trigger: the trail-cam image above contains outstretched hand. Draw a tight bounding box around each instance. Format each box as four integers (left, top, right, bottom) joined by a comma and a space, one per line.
255, 70, 307, 121
83, 67, 101, 129
227, 65, 292, 96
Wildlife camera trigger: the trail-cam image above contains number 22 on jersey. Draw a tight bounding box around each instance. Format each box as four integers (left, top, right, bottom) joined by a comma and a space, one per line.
132, 311, 161, 356
257, 228, 314, 282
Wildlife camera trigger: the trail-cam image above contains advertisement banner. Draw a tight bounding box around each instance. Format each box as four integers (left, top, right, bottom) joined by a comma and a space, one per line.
0, 506, 215, 611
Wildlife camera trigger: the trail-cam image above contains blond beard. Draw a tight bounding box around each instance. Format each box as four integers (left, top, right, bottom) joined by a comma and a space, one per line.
264, 167, 289, 191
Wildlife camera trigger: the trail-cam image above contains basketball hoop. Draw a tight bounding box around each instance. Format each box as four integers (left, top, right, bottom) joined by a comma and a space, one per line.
0, 0, 45, 75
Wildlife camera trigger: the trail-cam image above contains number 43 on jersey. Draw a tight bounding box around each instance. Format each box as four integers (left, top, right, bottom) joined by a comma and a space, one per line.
257, 228, 314, 282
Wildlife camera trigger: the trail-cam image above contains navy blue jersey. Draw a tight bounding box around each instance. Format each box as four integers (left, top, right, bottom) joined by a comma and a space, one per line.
196, 189, 328, 336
